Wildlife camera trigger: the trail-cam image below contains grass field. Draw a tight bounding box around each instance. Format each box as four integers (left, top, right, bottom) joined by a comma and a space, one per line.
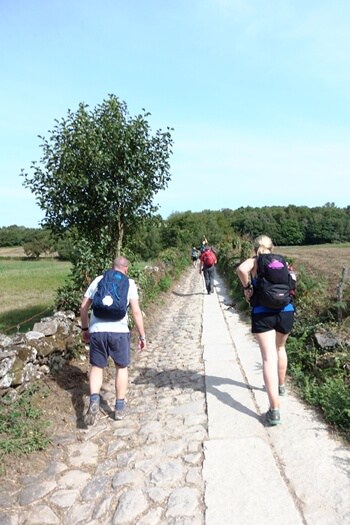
280, 244, 350, 294
0, 253, 71, 334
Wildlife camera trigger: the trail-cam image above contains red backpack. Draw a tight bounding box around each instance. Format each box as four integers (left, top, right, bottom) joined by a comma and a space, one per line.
202, 249, 216, 267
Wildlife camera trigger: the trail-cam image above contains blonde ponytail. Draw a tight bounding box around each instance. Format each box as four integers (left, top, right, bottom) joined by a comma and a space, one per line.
253, 235, 273, 256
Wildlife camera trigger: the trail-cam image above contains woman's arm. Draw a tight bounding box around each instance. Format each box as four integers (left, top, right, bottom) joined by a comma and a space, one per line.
236, 257, 256, 302
236, 257, 256, 287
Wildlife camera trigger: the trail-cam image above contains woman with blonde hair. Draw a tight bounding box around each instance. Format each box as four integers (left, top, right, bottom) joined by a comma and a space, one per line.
236, 235, 295, 426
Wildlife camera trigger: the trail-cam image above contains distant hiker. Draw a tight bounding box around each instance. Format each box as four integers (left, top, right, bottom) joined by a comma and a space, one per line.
191, 246, 199, 268
80, 255, 146, 425
236, 235, 296, 426
200, 246, 217, 294
200, 237, 208, 253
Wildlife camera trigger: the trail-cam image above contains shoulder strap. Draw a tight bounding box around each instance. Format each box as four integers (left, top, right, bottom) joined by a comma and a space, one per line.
256, 254, 267, 277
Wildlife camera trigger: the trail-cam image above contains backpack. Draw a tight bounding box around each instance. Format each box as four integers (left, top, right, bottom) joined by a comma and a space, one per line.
202, 249, 216, 267
254, 254, 294, 309
92, 269, 130, 320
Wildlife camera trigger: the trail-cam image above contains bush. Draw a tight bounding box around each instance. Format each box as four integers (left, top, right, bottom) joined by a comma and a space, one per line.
158, 276, 172, 292
317, 378, 350, 431
23, 239, 51, 259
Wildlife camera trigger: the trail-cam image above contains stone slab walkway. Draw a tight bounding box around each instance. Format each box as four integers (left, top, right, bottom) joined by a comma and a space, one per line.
204, 273, 349, 525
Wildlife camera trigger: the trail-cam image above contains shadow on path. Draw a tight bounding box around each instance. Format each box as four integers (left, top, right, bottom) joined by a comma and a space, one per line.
49, 362, 89, 429
50, 362, 122, 428
133, 367, 264, 422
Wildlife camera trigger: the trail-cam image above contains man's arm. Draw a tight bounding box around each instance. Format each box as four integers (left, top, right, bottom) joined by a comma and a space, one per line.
80, 297, 92, 342
199, 255, 203, 273
129, 297, 147, 350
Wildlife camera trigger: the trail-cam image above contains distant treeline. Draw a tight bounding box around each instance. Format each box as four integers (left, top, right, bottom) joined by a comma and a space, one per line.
1, 203, 350, 255
0, 226, 71, 259
0, 225, 45, 247
229, 203, 350, 245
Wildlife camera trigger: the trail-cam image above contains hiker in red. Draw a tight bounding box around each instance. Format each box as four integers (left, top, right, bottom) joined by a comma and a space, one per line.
200, 247, 217, 294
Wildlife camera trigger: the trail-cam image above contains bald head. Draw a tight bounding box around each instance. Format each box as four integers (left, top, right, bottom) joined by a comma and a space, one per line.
113, 256, 129, 274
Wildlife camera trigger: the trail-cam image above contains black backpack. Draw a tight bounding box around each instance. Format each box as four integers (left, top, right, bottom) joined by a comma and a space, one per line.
92, 269, 130, 320
254, 254, 294, 309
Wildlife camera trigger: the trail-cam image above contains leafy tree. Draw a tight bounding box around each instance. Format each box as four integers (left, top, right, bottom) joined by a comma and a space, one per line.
162, 211, 204, 250
22, 228, 53, 258
23, 238, 49, 259
125, 215, 165, 261
52, 228, 79, 261
231, 207, 270, 239
279, 219, 303, 245
160, 209, 234, 254
195, 210, 227, 247
21, 94, 173, 260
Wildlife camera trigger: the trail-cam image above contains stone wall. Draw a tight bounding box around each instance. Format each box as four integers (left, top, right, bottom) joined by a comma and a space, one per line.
0, 311, 81, 402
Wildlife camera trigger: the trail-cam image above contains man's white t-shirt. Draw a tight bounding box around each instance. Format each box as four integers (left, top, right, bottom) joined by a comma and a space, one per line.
84, 275, 138, 333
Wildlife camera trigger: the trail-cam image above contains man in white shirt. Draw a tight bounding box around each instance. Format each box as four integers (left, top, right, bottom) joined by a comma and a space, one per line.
80, 255, 146, 424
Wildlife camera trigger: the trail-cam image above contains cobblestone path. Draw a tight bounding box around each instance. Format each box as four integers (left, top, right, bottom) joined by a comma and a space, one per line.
1, 268, 207, 525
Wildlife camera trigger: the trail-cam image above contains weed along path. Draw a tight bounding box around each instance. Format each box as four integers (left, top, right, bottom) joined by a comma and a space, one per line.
1, 268, 349, 525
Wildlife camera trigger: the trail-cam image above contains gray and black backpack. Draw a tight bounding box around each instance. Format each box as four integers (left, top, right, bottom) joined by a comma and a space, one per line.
254, 254, 295, 309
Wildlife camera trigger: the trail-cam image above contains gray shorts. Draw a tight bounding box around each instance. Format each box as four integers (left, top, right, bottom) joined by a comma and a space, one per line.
89, 332, 131, 368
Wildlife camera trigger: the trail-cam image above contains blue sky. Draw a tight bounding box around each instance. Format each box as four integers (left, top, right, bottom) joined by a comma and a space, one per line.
1, 0, 350, 228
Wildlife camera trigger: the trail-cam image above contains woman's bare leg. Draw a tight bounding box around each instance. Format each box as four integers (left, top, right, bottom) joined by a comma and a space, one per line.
276, 332, 289, 387
255, 330, 279, 409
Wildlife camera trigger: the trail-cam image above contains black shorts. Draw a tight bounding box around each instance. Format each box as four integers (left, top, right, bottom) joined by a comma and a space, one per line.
251, 311, 294, 334
89, 332, 131, 368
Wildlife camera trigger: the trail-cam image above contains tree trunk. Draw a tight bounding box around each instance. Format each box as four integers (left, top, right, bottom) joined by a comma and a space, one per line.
116, 215, 124, 256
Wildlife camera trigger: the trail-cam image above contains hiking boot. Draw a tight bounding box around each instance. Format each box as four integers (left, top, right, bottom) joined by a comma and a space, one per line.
115, 405, 128, 421
84, 399, 100, 426
279, 384, 286, 396
265, 408, 281, 426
